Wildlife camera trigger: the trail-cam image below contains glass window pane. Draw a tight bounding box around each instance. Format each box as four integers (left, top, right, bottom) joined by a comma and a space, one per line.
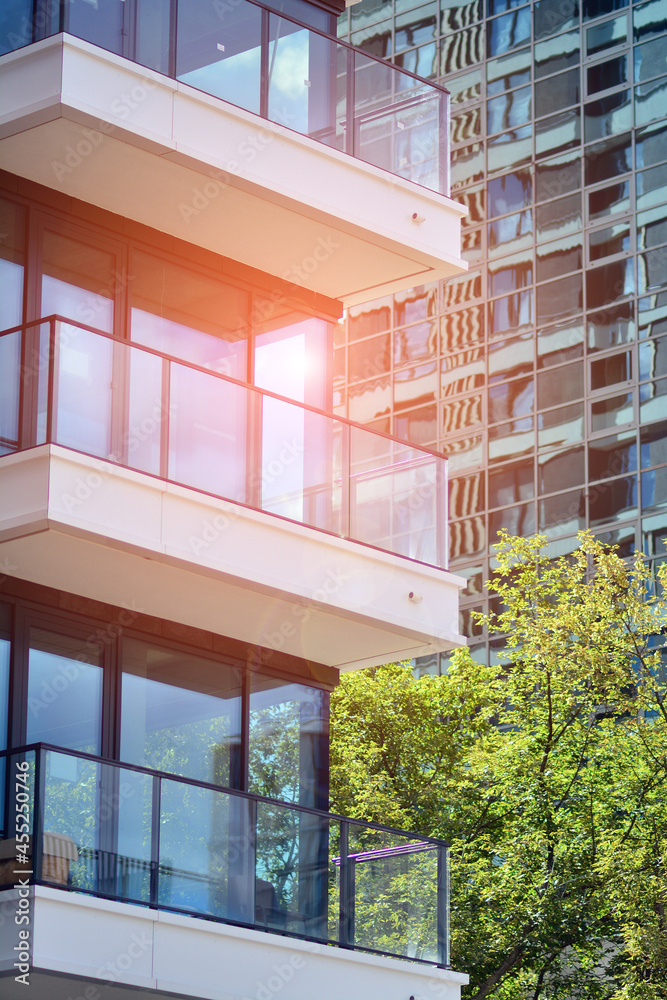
591, 391, 634, 431
488, 289, 533, 336
640, 376, 667, 424
539, 489, 586, 536
588, 179, 631, 223
589, 431, 636, 480
348, 333, 391, 383
120, 638, 242, 786
450, 470, 486, 517
0, 197, 25, 331
538, 401, 585, 448
589, 474, 637, 524
488, 332, 533, 380
584, 90, 632, 143
535, 68, 580, 118
590, 349, 632, 389
537, 234, 583, 281
535, 149, 581, 202
586, 13, 628, 56
640, 418, 667, 466
536, 107, 582, 159
535, 29, 580, 79
486, 46, 531, 95
537, 273, 584, 323
487, 86, 532, 134
135, 0, 171, 74
538, 361, 584, 407
534, 0, 578, 38
635, 74, 667, 128
538, 445, 585, 492
584, 0, 628, 19
488, 124, 533, 172
490, 500, 535, 538
588, 54, 628, 94
642, 467, 667, 512
489, 416, 534, 461
634, 36, 667, 84
634, 0, 667, 43
488, 169, 532, 217
585, 133, 632, 186
489, 249, 533, 295
637, 161, 667, 211
536, 194, 581, 241
440, 306, 485, 351
130, 250, 248, 378
441, 25, 485, 73
442, 431, 484, 470
538, 319, 584, 367
488, 209, 534, 255
487, 7, 531, 56
249, 676, 328, 808
27, 628, 103, 753
589, 221, 631, 260
639, 335, 667, 380
586, 258, 635, 309
41, 231, 115, 333
489, 460, 534, 506
489, 376, 534, 422
588, 301, 635, 351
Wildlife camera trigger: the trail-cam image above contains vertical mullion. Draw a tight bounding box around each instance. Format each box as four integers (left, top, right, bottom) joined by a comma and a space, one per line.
160, 357, 170, 480
437, 845, 449, 967
32, 746, 45, 884
46, 318, 56, 445
346, 48, 355, 157
260, 9, 270, 120
341, 422, 351, 541
149, 774, 161, 908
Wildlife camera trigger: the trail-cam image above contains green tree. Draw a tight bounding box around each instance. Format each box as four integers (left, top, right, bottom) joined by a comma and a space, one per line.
330, 532, 667, 1000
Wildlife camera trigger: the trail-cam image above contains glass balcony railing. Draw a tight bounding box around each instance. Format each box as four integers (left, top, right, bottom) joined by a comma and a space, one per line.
0, 318, 449, 569
0, 744, 450, 966
0, 0, 450, 197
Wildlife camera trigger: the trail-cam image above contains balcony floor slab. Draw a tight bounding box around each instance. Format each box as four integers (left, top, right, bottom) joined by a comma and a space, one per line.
0, 446, 465, 670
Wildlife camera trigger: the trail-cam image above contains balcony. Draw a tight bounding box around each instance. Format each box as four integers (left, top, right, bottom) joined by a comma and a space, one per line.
1, 0, 450, 197
0, 319, 466, 669
1, 744, 450, 962
0, 15, 467, 303
0, 745, 469, 1000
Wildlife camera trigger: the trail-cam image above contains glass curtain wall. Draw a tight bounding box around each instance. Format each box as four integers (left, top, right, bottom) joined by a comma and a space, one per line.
336, 0, 667, 670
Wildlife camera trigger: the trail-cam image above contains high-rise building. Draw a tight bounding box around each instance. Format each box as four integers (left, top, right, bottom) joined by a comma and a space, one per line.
336, 0, 667, 673
0, 2, 469, 997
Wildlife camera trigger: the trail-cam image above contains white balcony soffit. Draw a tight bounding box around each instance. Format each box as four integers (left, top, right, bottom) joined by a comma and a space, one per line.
0, 36, 467, 306
0, 447, 465, 670
0, 887, 469, 1000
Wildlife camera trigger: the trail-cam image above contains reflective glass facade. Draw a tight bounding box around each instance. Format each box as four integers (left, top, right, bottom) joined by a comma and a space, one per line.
336, 0, 667, 669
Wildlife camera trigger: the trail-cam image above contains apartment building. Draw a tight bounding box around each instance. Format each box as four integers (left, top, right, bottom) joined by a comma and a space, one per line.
0, 1, 468, 997
336, 0, 667, 672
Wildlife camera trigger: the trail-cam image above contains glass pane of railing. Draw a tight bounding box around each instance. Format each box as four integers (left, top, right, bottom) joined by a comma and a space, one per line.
261, 398, 342, 534
114, 767, 154, 903
268, 14, 338, 142
66, 0, 124, 57
135, 0, 172, 76
54, 323, 113, 458
176, 0, 262, 115
159, 778, 254, 923
256, 801, 336, 941
168, 361, 248, 501
42, 749, 100, 890
126, 345, 164, 476
349, 427, 444, 565
0, 329, 21, 455
346, 824, 440, 962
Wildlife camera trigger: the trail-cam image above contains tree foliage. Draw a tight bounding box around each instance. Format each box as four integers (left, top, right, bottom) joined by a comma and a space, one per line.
330, 532, 667, 1000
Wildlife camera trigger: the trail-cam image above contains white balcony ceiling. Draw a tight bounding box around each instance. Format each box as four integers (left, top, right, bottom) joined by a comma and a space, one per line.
0, 36, 467, 306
